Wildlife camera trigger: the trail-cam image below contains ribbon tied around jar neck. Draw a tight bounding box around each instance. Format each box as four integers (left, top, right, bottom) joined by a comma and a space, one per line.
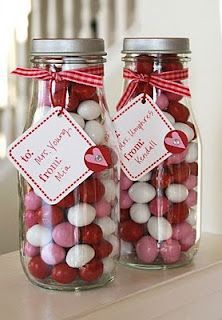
11, 66, 104, 113
116, 68, 191, 111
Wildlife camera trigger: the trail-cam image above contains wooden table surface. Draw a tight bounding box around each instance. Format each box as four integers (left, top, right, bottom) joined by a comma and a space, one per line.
1, 233, 222, 320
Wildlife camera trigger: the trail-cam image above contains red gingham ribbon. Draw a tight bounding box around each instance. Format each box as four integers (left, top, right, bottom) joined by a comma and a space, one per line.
116, 68, 191, 111
12, 65, 104, 107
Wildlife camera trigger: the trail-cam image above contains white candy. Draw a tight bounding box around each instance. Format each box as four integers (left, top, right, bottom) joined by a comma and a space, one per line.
95, 217, 116, 236
128, 182, 156, 203
120, 240, 133, 255
105, 234, 119, 257
26, 225, 52, 247
102, 180, 116, 202
130, 203, 151, 223
67, 203, 96, 227
147, 216, 172, 241
102, 257, 115, 274
162, 111, 176, 124
174, 122, 194, 142
165, 184, 188, 203
185, 142, 198, 163
84, 120, 105, 144
186, 208, 196, 226
66, 244, 95, 268
69, 112, 85, 128
33, 106, 51, 123
77, 100, 101, 120
138, 172, 152, 182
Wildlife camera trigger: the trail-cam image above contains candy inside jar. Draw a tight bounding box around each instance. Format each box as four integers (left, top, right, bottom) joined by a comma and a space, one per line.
18, 39, 119, 290
118, 38, 201, 269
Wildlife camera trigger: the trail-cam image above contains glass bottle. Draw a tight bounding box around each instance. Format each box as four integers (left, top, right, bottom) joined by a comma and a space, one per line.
119, 38, 201, 269
19, 38, 119, 290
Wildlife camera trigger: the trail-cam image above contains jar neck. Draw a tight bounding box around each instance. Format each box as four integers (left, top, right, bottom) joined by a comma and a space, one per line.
31, 55, 106, 70
121, 53, 191, 95
122, 53, 190, 73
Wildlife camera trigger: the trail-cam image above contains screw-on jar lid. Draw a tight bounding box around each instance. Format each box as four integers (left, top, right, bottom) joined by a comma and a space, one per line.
122, 38, 191, 54
31, 38, 106, 56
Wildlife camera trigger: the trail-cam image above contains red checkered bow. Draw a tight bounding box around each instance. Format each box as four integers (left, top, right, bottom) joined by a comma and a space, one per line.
116, 68, 191, 111
11, 65, 104, 107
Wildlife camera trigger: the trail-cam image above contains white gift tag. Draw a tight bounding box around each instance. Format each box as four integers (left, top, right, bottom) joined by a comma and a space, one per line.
112, 94, 174, 181
7, 107, 95, 204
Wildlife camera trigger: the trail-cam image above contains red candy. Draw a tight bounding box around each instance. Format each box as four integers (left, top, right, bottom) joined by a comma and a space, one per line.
120, 209, 130, 222
52, 81, 68, 107
80, 223, 103, 245
137, 55, 153, 74
79, 178, 105, 203
57, 192, 75, 208
151, 168, 172, 189
93, 240, 113, 258
28, 256, 51, 279
37, 205, 64, 226
149, 196, 170, 217
166, 202, 189, 224
67, 87, 79, 112
134, 82, 153, 98
162, 59, 183, 72
169, 162, 190, 183
189, 162, 198, 176
167, 102, 190, 122
120, 220, 144, 242
165, 90, 182, 102
71, 83, 96, 101
51, 263, 78, 284
79, 258, 103, 282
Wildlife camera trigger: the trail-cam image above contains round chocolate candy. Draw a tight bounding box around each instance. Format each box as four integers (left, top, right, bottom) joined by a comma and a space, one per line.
128, 182, 156, 203
66, 244, 95, 268
67, 203, 96, 227
147, 216, 172, 241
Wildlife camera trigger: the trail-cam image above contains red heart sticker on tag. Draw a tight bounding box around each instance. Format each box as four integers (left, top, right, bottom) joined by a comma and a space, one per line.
84, 145, 112, 172
164, 130, 188, 154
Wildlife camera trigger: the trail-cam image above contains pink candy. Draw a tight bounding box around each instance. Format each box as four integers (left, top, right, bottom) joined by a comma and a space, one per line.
185, 190, 197, 207
166, 149, 187, 165
24, 210, 38, 228
41, 243, 65, 265
52, 222, 79, 248
24, 191, 42, 211
120, 190, 134, 209
156, 94, 169, 110
160, 239, 181, 264
172, 222, 193, 241
24, 242, 40, 257
94, 199, 111, 218
120, 171, 133, 190
184, 175, 197, 190
136, 236, 159, 263
180, 229, 196, 251
149, 196, 170, 216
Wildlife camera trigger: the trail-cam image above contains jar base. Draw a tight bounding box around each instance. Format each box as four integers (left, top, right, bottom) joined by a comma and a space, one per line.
25, 273, 115, 291
119, 247, 198, 270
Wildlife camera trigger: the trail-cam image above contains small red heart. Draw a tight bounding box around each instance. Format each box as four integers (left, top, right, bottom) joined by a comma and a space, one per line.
84, 145, 112, 172
164, 130, 188, 154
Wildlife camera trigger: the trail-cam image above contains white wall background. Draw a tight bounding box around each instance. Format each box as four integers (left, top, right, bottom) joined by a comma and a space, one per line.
0, 0, 222, 254
136, 0, 222, 234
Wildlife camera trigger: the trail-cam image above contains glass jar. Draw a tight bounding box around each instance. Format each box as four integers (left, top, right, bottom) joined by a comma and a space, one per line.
119, 38, 201, 269
19, 39, 119, 290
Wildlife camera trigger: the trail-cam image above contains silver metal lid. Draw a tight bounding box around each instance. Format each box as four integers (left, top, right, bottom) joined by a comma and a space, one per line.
31, 38, 106, 56
122, 38, 191, 54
